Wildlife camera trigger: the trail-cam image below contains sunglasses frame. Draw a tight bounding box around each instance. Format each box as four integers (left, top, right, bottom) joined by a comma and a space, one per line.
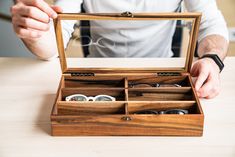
74, 35, 116, 48
65, 94, 116, 101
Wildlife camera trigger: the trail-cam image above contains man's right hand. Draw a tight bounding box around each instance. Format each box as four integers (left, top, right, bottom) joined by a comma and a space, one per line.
11, 0, 62, 41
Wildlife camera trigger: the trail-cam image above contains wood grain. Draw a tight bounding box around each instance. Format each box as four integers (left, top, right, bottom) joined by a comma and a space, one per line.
51, 114, 203, 136
127, 101, 197, 113
51, 12, 203, 136
51, 74, 203, 136
57, 102, 126, 115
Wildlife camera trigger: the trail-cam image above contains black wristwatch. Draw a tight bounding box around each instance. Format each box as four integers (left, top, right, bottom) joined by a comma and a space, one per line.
200, 54, 224, 72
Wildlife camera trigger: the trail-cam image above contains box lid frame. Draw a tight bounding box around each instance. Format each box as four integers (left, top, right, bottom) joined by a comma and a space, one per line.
54, 12, 201, 74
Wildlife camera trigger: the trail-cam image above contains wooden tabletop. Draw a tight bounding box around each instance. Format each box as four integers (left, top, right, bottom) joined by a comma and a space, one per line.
0, 57, 235, 157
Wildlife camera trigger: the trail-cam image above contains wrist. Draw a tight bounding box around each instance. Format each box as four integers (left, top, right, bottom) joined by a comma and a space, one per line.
200, 53, 224, 72
201, 57, 220, 74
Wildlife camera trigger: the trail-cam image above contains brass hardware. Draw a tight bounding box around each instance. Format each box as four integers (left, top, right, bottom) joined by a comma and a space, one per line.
121, 11, 134, 17
121, 116, 132, 121
71, 73, 95, 77
157, 72, 181, 76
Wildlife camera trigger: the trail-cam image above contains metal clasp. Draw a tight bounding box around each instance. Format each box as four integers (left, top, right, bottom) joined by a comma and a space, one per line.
121, 11, 134, 17
121, 116, 132, 121
157, 72, 181, 76
71, 73, 95, 77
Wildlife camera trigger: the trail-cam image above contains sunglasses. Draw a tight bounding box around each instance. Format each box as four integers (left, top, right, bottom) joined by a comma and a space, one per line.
129, 82, 181, 88
74, 36, 116, 48
65, 94, 116, 101
133, 109, 188, 115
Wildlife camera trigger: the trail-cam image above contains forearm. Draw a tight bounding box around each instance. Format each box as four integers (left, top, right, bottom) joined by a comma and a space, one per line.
198, 34, 229, 61
22, 30, 58, 60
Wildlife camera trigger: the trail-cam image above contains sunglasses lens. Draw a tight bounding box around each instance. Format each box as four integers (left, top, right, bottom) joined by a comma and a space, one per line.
164, 109, 188, 115
95, 96, 113, 101
158, 84, 181, 87
129, 83, 153, 88
134, 110, 158, 114
158, 84, 171, 87
70, 96, 87, 101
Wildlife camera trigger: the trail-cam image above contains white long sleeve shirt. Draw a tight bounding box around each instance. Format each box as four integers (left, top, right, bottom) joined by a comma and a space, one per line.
55, 0, 228, 58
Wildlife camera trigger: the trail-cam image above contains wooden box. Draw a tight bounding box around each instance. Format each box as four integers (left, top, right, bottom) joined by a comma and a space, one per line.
51, 12, 204, 136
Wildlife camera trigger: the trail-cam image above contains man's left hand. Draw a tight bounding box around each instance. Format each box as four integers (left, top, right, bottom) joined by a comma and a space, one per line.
191, 58, 221, 99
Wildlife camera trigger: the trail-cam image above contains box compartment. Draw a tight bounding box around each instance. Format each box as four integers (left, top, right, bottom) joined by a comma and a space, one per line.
64, 76, 126, 88
127, 75, 190, 88
51, 75, 204, 136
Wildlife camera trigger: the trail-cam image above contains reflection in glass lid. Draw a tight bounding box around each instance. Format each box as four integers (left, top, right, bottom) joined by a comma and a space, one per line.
63, 19, 192, 59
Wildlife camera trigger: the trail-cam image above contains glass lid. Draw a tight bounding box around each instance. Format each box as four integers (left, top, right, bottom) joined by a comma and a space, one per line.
54, 12, 201, 74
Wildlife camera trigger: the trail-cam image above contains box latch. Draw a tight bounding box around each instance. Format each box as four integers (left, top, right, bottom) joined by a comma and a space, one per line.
121, 11, 134, 17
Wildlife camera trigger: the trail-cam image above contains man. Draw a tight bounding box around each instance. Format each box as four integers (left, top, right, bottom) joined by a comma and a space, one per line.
11, 0, 229, 99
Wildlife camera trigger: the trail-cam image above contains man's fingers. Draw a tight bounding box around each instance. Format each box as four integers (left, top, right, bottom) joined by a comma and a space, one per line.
23, 0, 57, 18
13, 5, 50, 23
11, 1, 55, 40
205, 91, 219, 99
195, 69, 208, 91
197, 79, 213, 97
197, 76, 220, 98
51, 5, 63, 13
13, 16, 50, 31
190, 63, 198, 77
14, 25, 43, 38
200, 83, 220, 99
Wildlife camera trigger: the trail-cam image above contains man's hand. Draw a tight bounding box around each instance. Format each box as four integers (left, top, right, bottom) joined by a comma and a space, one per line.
10, 0, 62, 59
191, 58, 221, 99
11, 0, 62, 40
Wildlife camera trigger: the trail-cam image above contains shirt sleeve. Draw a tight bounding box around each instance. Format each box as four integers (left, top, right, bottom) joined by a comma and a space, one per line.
184, 0, 229, 42
54, 0, 82, 48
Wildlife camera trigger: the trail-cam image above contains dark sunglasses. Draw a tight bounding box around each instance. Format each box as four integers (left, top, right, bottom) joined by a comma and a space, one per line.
133, 109, 188, 115
129, 82, 181, 88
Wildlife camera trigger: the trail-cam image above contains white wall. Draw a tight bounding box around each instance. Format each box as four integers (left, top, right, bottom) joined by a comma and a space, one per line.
0, 0, 33, 57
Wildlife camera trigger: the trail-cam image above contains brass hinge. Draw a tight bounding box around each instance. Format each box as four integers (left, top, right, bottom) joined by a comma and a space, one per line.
121, 11, 134, 17
71, 73, 95, 77
157, 72, 181, 76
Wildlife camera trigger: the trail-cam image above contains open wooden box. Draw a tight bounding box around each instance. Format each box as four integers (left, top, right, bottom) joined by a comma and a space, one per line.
51, 12, 204, 136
